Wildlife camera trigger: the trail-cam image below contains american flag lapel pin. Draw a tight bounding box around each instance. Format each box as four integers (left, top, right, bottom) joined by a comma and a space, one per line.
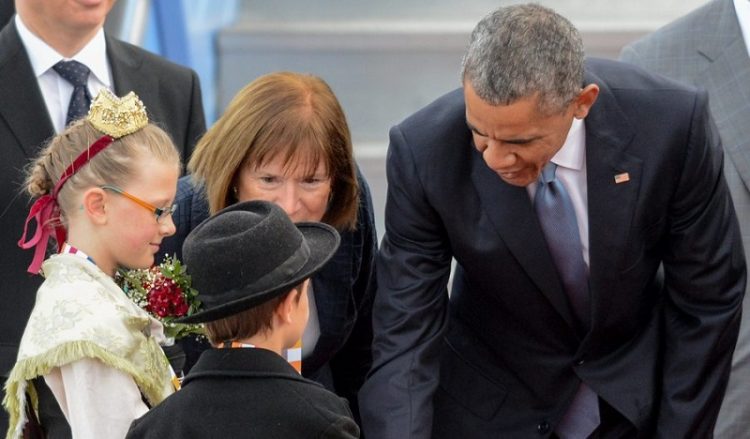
614, 172, 630, 184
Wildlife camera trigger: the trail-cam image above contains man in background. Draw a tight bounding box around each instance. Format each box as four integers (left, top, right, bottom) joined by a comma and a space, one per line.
621, 1, 750, 436
0, 0, 205, 431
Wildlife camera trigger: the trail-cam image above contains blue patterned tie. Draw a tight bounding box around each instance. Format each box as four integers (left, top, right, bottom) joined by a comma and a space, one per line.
534, 162, 590, 330
53, 60, 92, 126
534, 162, 599, 438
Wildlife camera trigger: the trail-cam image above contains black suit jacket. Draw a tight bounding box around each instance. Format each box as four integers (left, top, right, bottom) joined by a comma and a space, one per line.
158, 169, 377, 420
0, 19, 206, 375
126, 348, 360, 438
359, 58, 745, 438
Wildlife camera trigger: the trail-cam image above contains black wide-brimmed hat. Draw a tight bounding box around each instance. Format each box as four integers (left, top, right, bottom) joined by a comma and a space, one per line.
176, 200, 340, 324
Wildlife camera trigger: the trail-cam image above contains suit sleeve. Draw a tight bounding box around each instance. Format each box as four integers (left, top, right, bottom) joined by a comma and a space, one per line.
182, 69, 206, 166
657, 90, 746, 436
359, 125, 452, 439
330, 168, 378, 424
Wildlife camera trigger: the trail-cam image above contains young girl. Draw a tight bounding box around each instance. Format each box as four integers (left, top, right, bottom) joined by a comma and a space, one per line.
3, 90, 180, 438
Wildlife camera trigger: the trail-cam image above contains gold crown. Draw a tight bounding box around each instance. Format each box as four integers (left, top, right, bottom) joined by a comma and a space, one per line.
86, 90, 148, 138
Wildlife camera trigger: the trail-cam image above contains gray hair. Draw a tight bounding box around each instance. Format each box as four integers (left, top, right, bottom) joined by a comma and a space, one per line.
461, 3, 585, 113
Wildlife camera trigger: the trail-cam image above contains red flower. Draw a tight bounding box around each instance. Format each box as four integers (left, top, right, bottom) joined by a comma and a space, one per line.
146, 276, 189, 318
117, 254, 203, 341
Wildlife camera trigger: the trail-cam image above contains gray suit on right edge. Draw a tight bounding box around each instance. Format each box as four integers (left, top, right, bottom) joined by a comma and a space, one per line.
621, 0, 750, 436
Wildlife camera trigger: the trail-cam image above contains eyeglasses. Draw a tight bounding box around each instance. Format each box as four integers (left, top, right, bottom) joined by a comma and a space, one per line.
101, 184, 177, 223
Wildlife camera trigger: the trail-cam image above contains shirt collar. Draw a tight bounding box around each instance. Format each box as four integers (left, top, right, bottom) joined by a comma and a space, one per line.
15, 14, 111, 87
15, 14, 58, 77
551, 117, 585, 171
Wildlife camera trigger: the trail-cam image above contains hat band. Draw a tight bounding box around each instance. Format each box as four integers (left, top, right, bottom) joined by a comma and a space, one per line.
203, 238, 312, 308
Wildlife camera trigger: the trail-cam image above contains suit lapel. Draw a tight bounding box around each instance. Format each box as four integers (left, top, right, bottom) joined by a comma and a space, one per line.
694, 2, 750, 191
0, 21, 55, 158
582, 77, 642, 331
107, 37, 157, 105
585, 141, 643, 330
470, 151, 579, 330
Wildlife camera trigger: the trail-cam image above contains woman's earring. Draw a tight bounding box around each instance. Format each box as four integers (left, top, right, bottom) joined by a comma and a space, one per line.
232, 186, 239, 197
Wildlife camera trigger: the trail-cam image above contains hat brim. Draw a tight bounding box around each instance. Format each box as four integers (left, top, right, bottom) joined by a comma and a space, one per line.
175, 222, 340, 324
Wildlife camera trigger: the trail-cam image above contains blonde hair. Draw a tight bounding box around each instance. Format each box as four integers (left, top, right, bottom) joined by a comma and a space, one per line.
25, 119, 180, 223
188, 71, 359, 230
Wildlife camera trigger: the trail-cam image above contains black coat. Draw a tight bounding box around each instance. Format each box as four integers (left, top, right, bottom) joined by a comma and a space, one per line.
0, 18, 206, 377
359, 58, 746, 438
126, 348, 359, 439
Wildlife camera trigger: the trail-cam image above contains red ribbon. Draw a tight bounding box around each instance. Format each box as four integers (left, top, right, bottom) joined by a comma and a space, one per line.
18, 135, 114, 274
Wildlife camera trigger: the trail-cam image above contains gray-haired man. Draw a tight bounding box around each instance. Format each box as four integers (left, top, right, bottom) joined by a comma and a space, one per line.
360, 3, 745, 438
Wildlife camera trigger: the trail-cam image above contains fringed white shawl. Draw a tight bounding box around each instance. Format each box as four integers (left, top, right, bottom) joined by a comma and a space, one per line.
3, 254, 175, 439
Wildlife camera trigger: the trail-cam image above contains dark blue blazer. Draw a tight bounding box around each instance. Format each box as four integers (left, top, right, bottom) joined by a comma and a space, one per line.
359, 58, 746, 438
158, 168, 377, 419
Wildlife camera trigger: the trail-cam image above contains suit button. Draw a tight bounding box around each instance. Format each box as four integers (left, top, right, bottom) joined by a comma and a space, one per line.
576, 359, 585, 366
537, 421, 550, 435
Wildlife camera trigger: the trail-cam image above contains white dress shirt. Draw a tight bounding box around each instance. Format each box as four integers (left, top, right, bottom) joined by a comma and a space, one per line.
302, 283, 321, 358
15, 14, 112, 133
527, 117, 590, 268
734, 0, 750, 57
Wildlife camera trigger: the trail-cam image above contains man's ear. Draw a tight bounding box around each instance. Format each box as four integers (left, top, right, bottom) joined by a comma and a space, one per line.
572, 84, 600, 119
82, 187, 108, 225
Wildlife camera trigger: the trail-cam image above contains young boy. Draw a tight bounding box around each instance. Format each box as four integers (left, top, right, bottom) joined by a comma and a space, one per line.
126, 200, 359, 438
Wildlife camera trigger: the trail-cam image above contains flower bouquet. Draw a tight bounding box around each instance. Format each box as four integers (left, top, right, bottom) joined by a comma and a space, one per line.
116, 255, 204, 343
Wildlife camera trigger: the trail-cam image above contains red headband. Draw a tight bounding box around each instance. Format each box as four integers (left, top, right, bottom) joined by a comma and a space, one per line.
18, 135, 115, 274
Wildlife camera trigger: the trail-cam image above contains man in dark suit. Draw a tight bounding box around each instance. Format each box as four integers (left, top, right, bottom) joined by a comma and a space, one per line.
359, 4, 745, 438
620, 1, 750, 435
0, 0, 205, 430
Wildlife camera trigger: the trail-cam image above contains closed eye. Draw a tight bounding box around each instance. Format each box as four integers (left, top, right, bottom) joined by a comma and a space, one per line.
259, 175, 280, 184
301, 176, 329, 189
466, 121, 487, 138
303, 176, 326, 184
504, 138, 535, 146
